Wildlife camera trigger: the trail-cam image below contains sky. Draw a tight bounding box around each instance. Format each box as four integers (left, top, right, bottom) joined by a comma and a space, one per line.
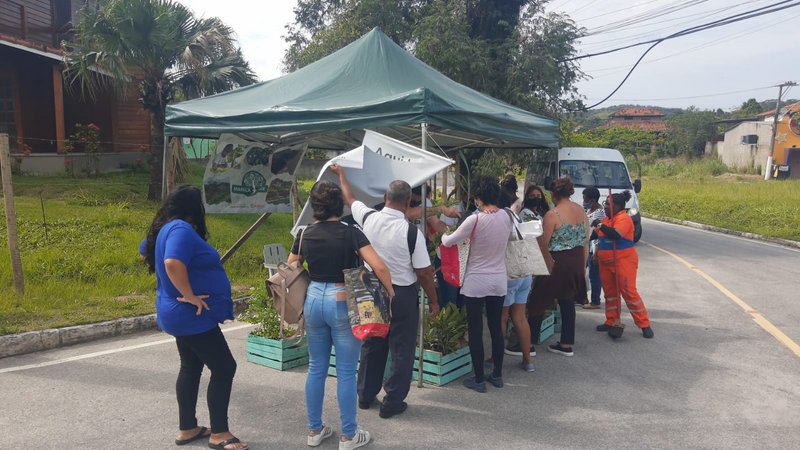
181, 0, 800, 111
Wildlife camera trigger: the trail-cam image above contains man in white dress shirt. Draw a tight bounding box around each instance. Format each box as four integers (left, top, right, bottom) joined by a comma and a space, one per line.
331, 164, 439, 419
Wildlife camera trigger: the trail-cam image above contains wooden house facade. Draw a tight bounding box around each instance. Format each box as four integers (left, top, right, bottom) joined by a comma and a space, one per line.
0, 0, 150, 155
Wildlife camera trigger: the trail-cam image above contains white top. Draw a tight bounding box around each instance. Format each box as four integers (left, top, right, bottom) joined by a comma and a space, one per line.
351, 201, 431, 287
441, 211, 512, 297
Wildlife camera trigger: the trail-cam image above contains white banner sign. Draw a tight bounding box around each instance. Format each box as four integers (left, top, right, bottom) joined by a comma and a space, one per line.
203, 134, 306, 213
292, 130, 453, 235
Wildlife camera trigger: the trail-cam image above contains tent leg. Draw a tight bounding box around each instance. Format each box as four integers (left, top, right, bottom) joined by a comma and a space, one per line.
220, 213, 271, 264
417, 123, 428, 388
161, 135, 169, 200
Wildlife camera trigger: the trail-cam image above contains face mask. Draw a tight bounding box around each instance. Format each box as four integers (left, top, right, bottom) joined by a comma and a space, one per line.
410, 200, 421, 208
524, 198, 541, 210
583, 202, 592, 209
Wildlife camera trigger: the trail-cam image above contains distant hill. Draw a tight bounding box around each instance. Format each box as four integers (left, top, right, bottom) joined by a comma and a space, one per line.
758, 99, 799, 111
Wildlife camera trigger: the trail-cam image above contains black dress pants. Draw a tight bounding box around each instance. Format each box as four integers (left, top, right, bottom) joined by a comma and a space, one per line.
357, 283, 419, 409
464, 295, 505, 382
174, 326, 237, 433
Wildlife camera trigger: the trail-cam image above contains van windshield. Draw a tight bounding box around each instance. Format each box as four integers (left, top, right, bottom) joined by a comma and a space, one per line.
559, 160, 633, 189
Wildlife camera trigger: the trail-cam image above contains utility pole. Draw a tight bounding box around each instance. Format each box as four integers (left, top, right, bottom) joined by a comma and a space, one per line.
765, 81, 797, 180
0, 134, 25, 294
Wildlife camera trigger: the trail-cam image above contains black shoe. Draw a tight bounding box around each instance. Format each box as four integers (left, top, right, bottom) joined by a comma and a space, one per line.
378, 401, 408, 419
596, 324, 611, 332
642, 327, 654, 339
504, 343, 523, 356
358, 398, 375, 410
547, 343, 574, 357
463, 376, 487, 393
485, 374, 504, 388
608, 324, 625, 339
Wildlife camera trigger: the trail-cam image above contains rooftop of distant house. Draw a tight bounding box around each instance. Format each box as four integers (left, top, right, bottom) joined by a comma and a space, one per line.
757, 101, 800, 118
609, 107, 665, 118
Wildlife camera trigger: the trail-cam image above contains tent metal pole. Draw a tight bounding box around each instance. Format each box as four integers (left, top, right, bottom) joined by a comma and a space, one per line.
417, 123, 428, 388
161, 135, 169, 200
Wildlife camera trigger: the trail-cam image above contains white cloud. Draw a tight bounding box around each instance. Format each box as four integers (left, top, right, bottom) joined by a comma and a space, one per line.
181, 0, 296, 81
179, 0, 800, 109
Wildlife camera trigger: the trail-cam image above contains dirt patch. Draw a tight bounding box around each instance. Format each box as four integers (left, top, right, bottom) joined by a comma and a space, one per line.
232, 285, 252, 295
113, 294, 149, 302
715, 173, 762, 182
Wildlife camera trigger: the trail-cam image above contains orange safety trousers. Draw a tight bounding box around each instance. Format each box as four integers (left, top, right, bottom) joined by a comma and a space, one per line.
597, 247, 650, 329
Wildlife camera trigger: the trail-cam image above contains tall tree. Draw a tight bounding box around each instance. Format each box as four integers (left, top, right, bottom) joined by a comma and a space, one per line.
734, 98, 764, 118
64, 0, 257, 200
284, 0, 584, 115
666, 108, 718, 157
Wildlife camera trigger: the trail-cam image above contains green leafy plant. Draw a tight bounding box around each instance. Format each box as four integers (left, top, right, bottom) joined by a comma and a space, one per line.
64, 123, 102, 176
423, 303, 467, 354
239, 287, 295, 340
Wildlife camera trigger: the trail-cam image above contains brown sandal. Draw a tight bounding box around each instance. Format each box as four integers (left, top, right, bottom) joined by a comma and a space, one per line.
175, 426, 210, 445
208, 437, 248, 450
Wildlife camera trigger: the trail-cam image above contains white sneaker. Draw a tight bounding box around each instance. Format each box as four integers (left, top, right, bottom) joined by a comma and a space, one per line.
308, 425, 333, 447
339, 428, 371, 450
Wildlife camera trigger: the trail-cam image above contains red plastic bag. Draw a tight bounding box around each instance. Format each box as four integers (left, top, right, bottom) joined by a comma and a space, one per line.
439, 243, 463, 288
439, 216, 478, 288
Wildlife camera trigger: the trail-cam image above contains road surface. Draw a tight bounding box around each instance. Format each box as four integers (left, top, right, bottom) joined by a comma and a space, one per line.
1, 218, 799, 449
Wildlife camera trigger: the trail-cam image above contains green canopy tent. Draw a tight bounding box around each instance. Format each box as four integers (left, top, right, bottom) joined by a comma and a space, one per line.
165, 27, 559, 151
164, 29, 560, 385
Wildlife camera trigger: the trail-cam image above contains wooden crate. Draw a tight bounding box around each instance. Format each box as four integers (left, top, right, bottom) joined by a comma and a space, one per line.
536, 312, 555, 344
412, 346, 472, 386
246, 334, 308, 371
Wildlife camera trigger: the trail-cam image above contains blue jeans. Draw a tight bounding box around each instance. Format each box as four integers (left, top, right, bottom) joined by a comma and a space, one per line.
304, 281, 362, 438
589, 253, 602, 305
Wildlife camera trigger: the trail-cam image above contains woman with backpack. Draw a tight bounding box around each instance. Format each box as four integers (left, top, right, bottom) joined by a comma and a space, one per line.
288, 180, 394, 450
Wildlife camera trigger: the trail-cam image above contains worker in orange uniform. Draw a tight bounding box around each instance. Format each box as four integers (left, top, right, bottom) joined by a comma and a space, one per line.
591, 191, 654, 339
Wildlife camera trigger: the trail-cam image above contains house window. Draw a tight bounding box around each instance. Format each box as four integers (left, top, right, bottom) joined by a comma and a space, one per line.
0, 76, 17, 145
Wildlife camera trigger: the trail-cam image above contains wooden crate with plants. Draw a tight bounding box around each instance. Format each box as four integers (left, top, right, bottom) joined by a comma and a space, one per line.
240, 289, 308, 371
414, 304, 472, 386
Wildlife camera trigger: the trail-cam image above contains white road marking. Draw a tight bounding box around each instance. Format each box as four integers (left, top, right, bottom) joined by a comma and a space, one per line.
0, 323, 255, 374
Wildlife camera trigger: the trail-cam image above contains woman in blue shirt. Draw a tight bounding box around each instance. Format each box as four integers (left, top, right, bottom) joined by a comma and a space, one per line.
142, 186, 248, 450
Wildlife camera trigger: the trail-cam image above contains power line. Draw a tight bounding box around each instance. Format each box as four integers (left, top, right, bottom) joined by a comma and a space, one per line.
562, 0, 603, 17
585, 10, 800, 76
584, 0, 712, 36
565, 0, 799, 62
584, 85, 774, 102
567, 0, 800, 110
580, 0, 767, 48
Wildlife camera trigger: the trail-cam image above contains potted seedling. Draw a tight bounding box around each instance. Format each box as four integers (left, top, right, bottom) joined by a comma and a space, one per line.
414, 304, 472, 386
240, 288, 308, 370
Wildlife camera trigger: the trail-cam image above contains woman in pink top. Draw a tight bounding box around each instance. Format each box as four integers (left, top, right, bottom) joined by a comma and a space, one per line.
441, 176, 513, 393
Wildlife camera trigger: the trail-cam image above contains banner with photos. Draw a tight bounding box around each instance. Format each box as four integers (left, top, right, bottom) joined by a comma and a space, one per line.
203, 134, 306, 213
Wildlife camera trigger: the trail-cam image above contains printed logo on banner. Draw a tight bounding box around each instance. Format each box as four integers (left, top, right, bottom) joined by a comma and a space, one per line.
232, 171, 268, 196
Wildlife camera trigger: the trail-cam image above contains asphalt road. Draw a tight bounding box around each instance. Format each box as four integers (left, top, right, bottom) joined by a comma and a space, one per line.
1, 218, 799, 449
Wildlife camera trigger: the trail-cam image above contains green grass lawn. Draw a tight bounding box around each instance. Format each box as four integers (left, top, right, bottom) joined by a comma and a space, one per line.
638, 161, 800, 241
0, 169, 300, 335
1, 159, 797, 335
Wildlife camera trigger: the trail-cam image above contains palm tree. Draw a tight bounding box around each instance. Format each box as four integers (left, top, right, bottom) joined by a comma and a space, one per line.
63, 0, 257, 200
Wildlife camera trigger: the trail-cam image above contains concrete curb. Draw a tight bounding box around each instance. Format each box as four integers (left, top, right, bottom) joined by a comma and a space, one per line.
0, 297, 251, 359
644, 214, 800, 250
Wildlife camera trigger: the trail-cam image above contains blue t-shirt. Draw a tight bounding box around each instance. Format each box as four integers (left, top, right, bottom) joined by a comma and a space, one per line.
152, 220, 233, 336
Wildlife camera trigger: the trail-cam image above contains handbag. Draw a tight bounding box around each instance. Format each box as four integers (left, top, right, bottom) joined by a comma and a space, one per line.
342, 225, 392, 340
439, 215, 478, 288
504, 209, 552, 277
266, 227, 310, 338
